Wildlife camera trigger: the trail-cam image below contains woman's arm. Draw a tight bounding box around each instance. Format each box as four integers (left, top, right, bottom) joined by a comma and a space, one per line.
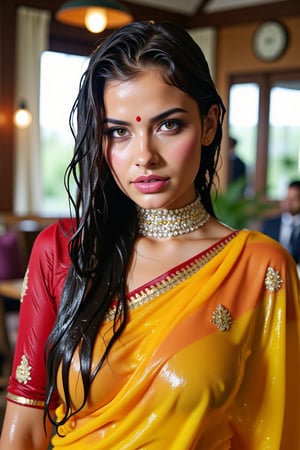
0, 402, 53, 450
1, 221, 71, 450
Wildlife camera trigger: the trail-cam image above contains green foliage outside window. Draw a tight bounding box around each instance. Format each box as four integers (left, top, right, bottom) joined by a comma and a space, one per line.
212, 178, 273, 230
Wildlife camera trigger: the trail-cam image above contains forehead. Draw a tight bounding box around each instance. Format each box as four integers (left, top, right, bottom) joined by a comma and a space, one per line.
103, 71, 197, 116
104, 69, 164, 92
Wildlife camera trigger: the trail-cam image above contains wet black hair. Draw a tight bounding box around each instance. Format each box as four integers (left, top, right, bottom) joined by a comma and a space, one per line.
45, 21, 226, 428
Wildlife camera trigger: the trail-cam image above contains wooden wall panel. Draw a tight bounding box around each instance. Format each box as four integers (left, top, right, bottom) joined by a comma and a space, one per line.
216, 16, 300, 188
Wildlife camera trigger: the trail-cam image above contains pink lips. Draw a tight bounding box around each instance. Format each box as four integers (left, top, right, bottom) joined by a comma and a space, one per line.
133, 175, 169, 193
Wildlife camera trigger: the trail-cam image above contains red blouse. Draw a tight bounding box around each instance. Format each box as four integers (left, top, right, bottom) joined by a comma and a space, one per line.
7, 219, 73, 409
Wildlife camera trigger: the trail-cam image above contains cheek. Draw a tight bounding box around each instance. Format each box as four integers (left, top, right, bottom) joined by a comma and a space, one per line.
170, 134, 201, 166
105, 152, 126, 191
105, 149, 128, 178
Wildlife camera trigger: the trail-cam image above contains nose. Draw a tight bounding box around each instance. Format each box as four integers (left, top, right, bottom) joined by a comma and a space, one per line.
134, 133, 159, 168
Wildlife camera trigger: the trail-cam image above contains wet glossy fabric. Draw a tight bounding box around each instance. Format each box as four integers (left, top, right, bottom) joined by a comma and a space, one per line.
7, 219, 71, 409
7, 220, 300, 449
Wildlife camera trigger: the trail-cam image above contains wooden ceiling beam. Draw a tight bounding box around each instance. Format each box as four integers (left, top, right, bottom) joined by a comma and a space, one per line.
186, 0, 300, 28
122, 2, 187, 26
11, 0, 300, 31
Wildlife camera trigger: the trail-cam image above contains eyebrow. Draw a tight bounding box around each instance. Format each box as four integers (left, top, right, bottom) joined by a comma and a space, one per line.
103, 107, 188, 126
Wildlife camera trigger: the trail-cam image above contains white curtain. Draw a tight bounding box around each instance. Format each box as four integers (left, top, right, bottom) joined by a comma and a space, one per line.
14, 6, 51, 214
188, 28, 217, 80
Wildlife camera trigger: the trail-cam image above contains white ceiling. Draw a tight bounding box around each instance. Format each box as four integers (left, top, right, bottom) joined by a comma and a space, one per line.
127, 0, 284, 16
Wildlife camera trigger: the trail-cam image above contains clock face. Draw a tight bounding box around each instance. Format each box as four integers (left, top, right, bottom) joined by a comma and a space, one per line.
252, 21, 288, 62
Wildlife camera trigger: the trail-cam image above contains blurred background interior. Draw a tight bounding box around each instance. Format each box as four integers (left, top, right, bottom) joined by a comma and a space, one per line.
1, 0, 300, 427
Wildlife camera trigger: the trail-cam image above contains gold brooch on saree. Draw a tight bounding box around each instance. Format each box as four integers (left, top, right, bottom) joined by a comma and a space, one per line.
264, 266, 283, 292
211, 304, 232, 332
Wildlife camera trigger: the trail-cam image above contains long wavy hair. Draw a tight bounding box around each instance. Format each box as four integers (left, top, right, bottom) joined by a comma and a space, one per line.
44, 21, 226, 427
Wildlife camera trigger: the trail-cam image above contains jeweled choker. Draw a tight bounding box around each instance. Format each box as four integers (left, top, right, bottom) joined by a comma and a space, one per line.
136, 194, 210, 238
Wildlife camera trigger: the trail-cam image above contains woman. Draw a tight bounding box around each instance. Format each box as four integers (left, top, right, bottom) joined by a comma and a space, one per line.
1, 21, 299, 449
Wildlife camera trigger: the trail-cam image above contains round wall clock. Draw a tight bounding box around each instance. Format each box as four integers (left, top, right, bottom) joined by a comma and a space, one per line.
252, 20, 289, 62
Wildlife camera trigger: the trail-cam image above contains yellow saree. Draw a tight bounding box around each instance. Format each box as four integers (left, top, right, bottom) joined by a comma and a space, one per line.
52, 230, 300, 449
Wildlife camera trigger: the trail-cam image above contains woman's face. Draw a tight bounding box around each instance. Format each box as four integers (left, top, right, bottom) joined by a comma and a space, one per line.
103, 70, 218, 210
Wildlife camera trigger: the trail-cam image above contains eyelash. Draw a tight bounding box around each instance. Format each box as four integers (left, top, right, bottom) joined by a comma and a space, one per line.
103, 119, 184, 139
104, 127, 129, 139
158, 119, 183, 132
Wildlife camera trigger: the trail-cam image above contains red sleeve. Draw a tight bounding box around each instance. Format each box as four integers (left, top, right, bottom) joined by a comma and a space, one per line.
6, 219, 72, 409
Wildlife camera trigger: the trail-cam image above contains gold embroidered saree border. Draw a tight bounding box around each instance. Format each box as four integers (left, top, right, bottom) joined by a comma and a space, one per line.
105, 231, 238, 322
7, 391, 45, 408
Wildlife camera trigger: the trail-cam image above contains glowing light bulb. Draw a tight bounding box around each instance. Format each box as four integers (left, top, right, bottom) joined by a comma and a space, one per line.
84, 8, 107, 33
14, 105, 32, 128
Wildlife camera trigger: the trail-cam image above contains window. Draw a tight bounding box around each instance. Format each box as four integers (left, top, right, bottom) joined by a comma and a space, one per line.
228, 71, 300, 200
229, 82, 259, 196
268, 82, 300, 199
40, 51, 89, 215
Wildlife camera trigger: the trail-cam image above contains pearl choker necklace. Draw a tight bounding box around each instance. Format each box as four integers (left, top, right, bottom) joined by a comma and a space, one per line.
136, 194, 210, 238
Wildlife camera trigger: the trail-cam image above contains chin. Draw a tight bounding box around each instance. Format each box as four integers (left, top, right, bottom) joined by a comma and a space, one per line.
134, 192, 196, 211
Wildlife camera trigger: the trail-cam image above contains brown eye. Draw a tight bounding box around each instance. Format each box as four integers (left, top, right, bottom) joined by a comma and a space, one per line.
159, 119, 182, 132
115, 128, 127, 137
105, 127, 129, 138
163, 121, 176, 130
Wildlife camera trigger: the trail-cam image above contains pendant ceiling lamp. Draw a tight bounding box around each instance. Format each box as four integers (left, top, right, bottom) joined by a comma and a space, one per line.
56, 0, 133, 33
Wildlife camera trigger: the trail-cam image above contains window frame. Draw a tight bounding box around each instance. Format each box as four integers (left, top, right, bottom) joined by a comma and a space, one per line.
228, 70, 300, 196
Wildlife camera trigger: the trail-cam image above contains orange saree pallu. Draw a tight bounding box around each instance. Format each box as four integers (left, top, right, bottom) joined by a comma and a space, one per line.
6, 221, 300, 448
49, 230, 300, 449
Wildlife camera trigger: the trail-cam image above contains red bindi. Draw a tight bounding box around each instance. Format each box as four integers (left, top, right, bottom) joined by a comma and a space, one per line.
135, 115, 142, 122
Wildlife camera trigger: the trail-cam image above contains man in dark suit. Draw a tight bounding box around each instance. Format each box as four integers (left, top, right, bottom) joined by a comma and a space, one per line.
261, 180, 300, 264
228, 137, 247, 184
